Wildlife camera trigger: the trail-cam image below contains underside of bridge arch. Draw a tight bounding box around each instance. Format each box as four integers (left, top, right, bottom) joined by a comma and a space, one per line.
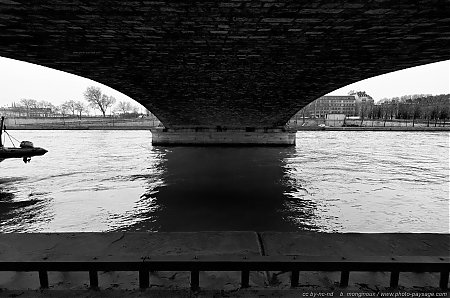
1, 1, 450, 144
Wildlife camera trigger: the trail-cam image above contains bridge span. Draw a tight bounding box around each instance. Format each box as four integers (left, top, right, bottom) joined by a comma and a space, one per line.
1, 1, 450, 144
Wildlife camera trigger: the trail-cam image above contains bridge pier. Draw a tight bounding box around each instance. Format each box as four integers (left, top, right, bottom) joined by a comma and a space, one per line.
150, 128, 296, 146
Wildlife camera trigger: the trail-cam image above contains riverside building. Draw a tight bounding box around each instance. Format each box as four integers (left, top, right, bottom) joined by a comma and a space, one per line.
349, 91, 375, 116
290, 95, 357, 122
307, 95, 357, 118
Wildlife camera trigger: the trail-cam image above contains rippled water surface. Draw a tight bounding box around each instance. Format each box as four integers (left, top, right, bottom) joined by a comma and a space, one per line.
0, 130, 448, 233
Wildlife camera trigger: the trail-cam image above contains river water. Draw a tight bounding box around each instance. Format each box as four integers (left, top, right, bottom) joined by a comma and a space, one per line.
0, 130, 448, 233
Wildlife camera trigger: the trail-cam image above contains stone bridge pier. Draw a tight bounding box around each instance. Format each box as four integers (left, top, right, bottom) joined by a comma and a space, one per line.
151, 128, 296, 146
1, 1, 450, 145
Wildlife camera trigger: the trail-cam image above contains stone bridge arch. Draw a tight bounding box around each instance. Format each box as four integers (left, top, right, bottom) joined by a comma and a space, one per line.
1, 1, 449, 144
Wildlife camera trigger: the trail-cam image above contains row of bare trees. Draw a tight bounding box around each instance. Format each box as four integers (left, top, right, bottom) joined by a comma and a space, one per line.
61, 100, 86, 118
359, 94, 449, 126
18, 99, 56, 117
14, 87, 142, 118
83, 86, 140, 117
18, 99, 85, 117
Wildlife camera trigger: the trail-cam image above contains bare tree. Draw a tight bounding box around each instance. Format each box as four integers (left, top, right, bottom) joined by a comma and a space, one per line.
116, 101, 132, 115
58, 104, 69, 117
19, 98, 37, 117
83, 86, 116, 117
104, 95, 116, 116
439, 105, 449, 126
74, 101, 87, 119
131, 105, 140, 115
430, 106, 440, 127
411, 104, 421, 127
62, 100, 77, 116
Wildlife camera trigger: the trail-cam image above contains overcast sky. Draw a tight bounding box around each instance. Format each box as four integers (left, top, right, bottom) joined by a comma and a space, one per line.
0, 57, 139, 109
0, 57, 448, 108
327, 60, 450, 99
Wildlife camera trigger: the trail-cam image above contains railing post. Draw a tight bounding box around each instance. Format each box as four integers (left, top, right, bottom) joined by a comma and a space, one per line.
340, 271, 349, 287
390, 271, 399, 288
139, 270, 149, 289
39, 270, 49, 289
191, 270, 199, 291
291, 271, 299, 287
89, 270, 98, 289
241, 270, 249, 288
440, 271, 449, 290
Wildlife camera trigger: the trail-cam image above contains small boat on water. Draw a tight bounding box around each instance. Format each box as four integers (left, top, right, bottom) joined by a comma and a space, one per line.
0, 116, 48, 163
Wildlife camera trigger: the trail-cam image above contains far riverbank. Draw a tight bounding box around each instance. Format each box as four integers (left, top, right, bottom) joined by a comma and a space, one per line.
298, 126, 450, 132
3, 116, 449, 131
6, 125, 450, 132
3, 116, 160, 130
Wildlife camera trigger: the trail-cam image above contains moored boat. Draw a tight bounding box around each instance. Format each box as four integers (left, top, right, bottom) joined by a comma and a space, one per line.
0, 116, 48, 163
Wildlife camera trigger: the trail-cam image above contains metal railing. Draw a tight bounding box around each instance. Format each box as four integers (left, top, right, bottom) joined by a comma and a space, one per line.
1, 255, 448, 291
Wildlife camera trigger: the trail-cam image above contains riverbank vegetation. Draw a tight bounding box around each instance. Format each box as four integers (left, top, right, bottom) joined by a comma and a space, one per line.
1, 86, 147, 120
364, 94, 449, 127
2, 91, 448, 128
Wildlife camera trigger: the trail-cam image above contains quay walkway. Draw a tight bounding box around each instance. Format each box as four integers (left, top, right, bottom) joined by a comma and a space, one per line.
0, 232, 448, 296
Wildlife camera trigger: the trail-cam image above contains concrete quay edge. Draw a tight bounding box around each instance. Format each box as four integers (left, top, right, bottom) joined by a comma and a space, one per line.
0, 231, 448, 261
0, 232, 448, 293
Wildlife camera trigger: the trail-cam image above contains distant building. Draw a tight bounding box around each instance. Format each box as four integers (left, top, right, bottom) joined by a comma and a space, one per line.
287, 95, 356, 127
29, 108, 53, 117
0, 107, 27, 117
349, 91, 375, 117
325, 113, 346, 127
0, 106, 53, 117
300, 95, 356, 118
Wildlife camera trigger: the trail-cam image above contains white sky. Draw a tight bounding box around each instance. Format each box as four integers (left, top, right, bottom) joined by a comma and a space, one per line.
327, 60, 450, 100
0, 57, 449, 108
0, 57, 139, 109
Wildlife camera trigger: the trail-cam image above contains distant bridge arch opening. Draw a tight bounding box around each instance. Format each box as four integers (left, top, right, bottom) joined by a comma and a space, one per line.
0, 56, 163, 123
285, 60, 450, 124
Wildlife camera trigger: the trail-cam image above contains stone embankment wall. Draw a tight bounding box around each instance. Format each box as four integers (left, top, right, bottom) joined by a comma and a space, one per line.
344, 119, 450, 128
3, 117, 161, 130
287, 118, 450, 130
4, 117, 448, 131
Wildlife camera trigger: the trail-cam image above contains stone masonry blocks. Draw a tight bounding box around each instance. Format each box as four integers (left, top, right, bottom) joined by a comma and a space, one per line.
0, 1, 449, 129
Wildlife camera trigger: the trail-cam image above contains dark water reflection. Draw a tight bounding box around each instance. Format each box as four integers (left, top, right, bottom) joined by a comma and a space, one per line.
133, 147, 317, 232
0, 178, 46, 229
0, 131, 448, 233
